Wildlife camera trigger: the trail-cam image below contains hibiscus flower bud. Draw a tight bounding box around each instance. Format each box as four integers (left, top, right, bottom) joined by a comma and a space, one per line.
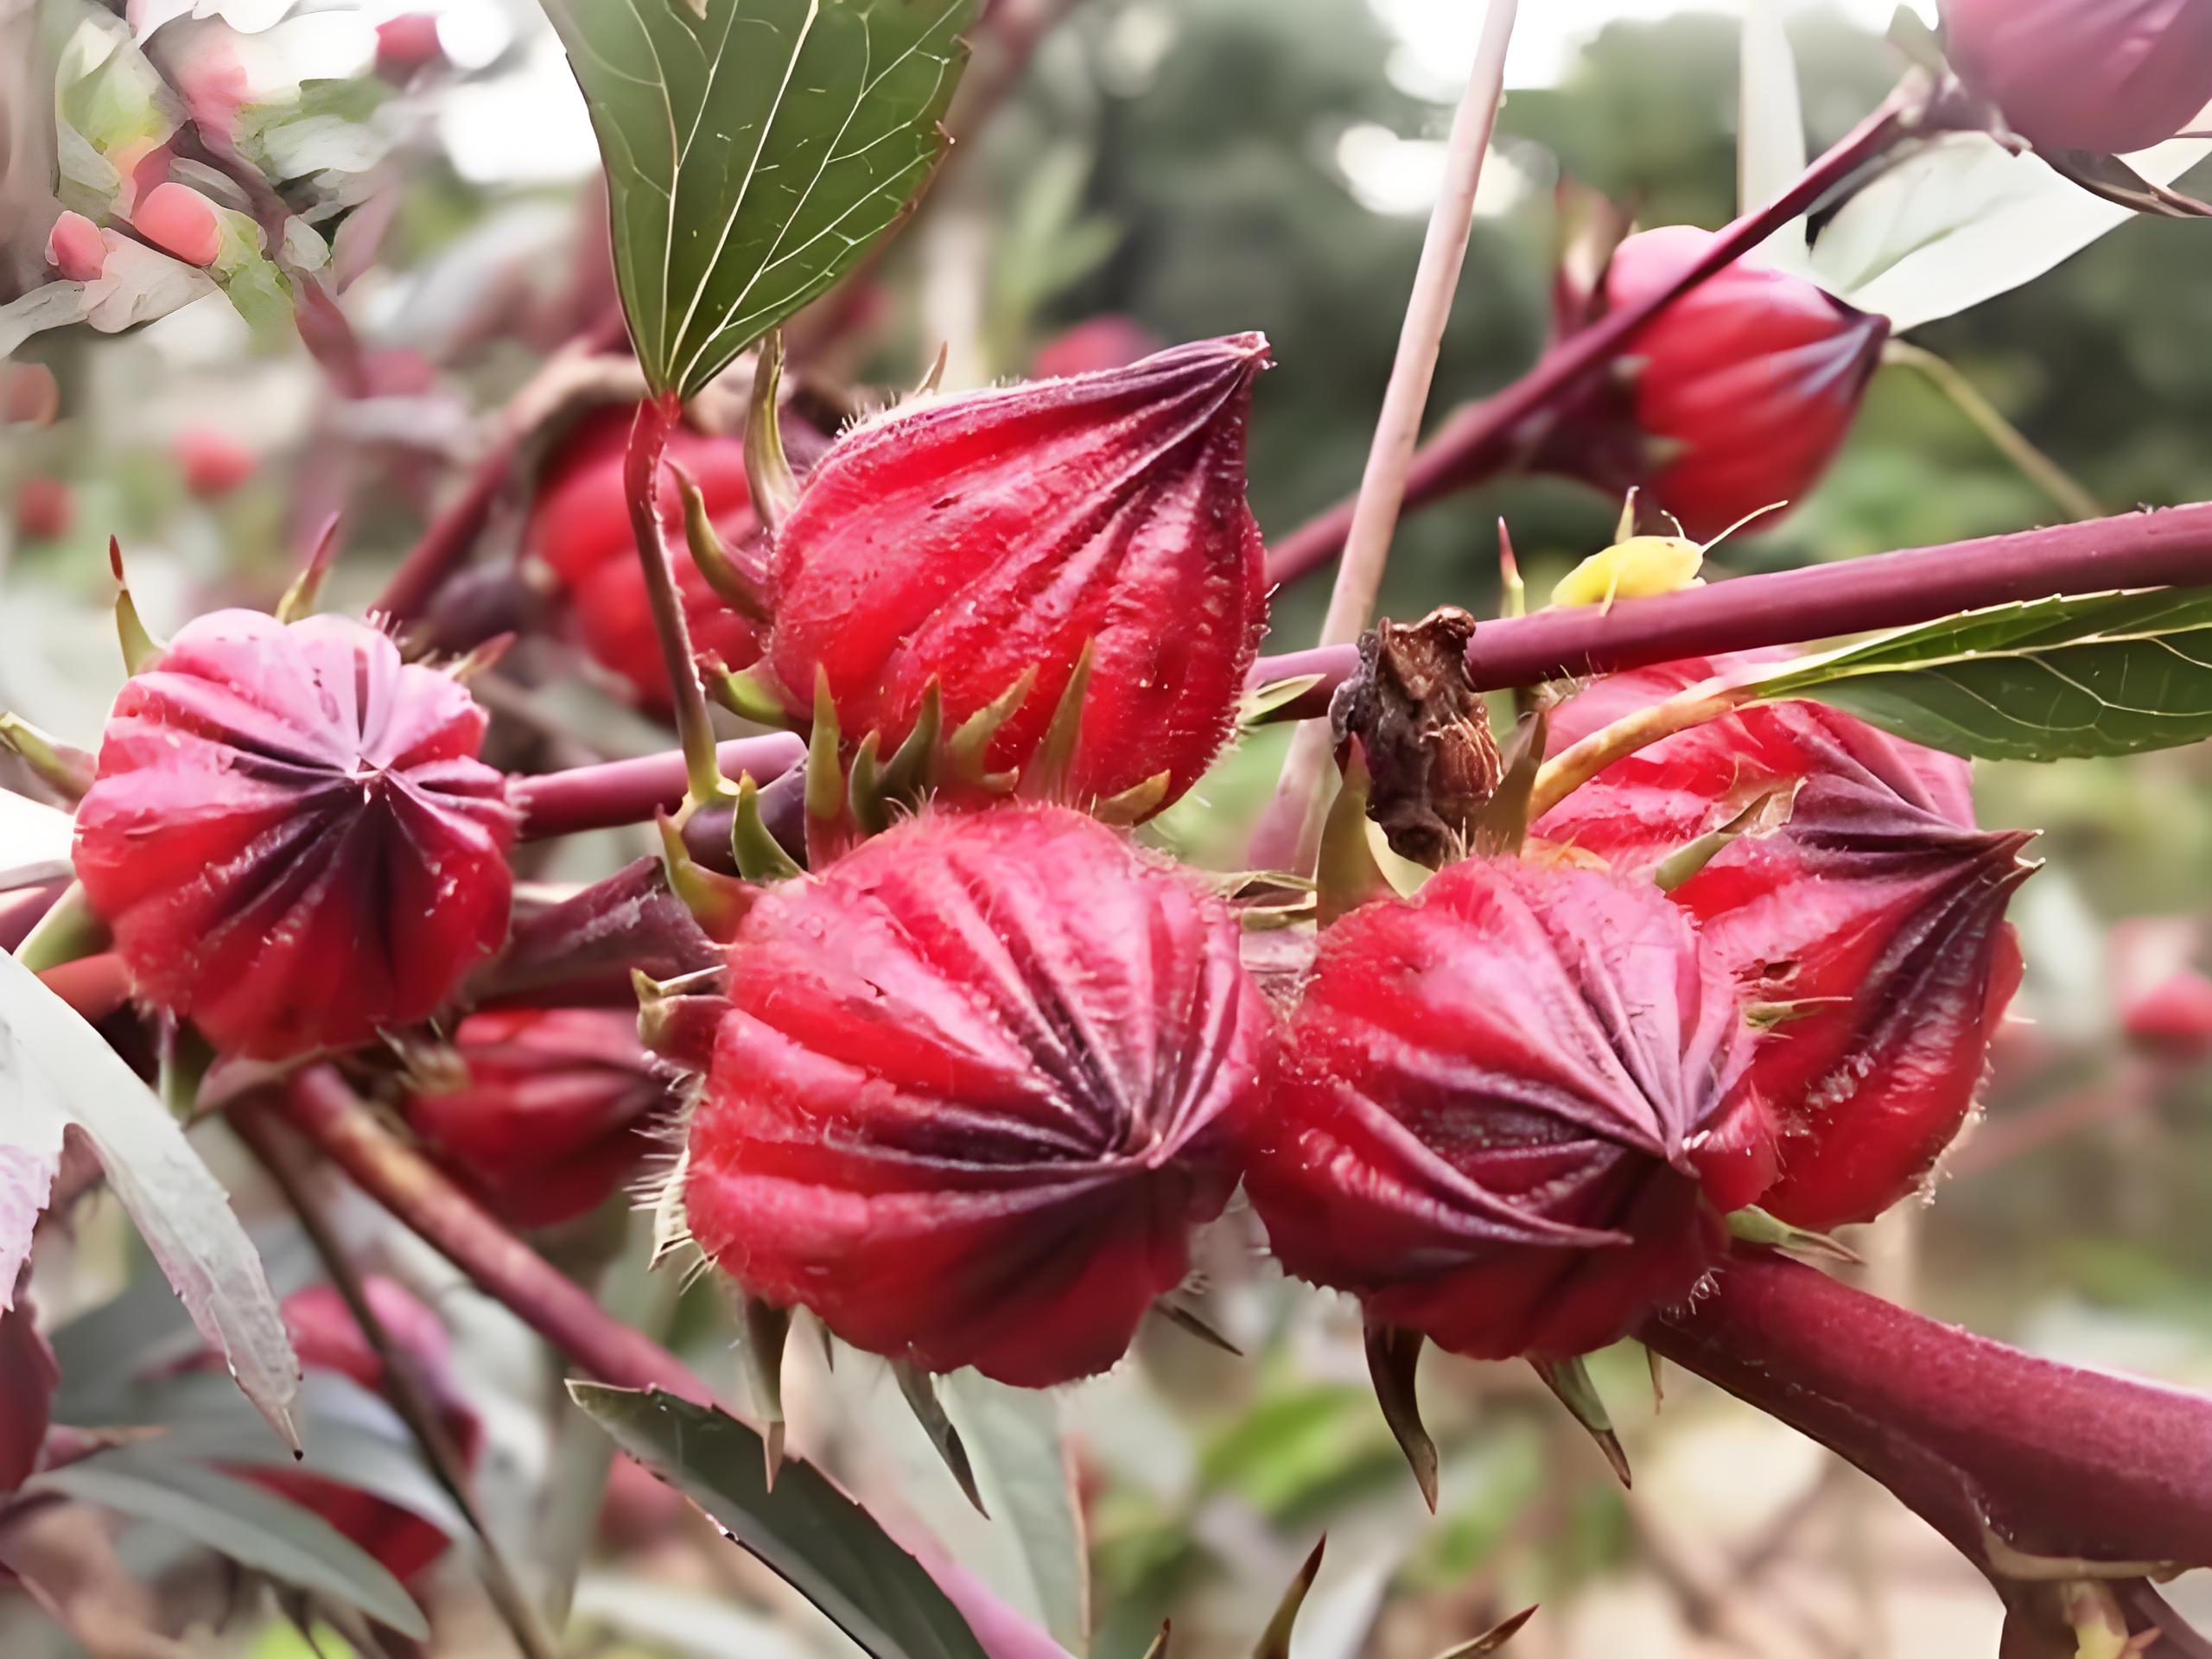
375, 13, 445, 78
763, 334, 1272, 817
73, 610, 517, 1058
1242, 857, 1769, 1363
1941, 0, 2212, 156
13, 477, 73, 543
132, 182, 224, 269
527, 404, 768, 709
680, 804, 1273, 1387
1538, 658, 2033, 1230
174, 428, 255, 499
251, 1281, 479, 1582
1595, 228, 1887, 542
402, 1008, 678, 1229
45, 212, 106, 283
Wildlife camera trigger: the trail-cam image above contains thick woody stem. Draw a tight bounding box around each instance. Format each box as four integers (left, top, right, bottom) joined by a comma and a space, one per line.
1643, 1250, 2212, 1643
1262, 92, 1915, 589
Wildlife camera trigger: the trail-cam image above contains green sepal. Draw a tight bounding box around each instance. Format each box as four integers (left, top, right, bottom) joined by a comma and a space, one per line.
744, 329, 800, 535
737, 1294, 792, 1489
877, 681, 942, 808
111, 537, 162, 674
1533, 1356, 1630, 1488
0, 713, 94, 800
1252, 1537, 1326, 1659
731, 775, 803, 883
1094, 770, 1172, 827
709, 664, 804, 731
946, 669, 1037, 779
1726, 1205, 1863, 1266
673, 465, 770, 622
804, 667, 843, 824
1317, 746, 1391, 926
846, 732, 890, 838
892, 1360, 987, 1519
1365, 1320, 1439, 1514
1020, 639, 1095, 804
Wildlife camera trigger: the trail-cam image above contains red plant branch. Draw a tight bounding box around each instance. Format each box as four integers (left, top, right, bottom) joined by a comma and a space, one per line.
1643, 1251, 2212, 1649
1254, 499, 2212, 721
262, 1070, 715, 1402
1262, 92, 1914, 588
510, 733, 804, 841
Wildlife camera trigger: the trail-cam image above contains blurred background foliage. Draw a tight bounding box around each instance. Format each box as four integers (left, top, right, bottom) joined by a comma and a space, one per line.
7, 2, 2212, 1656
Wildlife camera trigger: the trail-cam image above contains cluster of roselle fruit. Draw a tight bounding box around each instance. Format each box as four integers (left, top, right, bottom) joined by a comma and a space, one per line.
41, 242, 2037, 1575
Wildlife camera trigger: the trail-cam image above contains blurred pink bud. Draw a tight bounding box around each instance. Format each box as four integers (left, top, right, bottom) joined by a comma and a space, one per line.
14, 479, 73, 543
376, 14, 444, 75
133, 183, 223, 268
174, 429, 256, 499
1033, 316, 1168, 380
44, 213, 106, 283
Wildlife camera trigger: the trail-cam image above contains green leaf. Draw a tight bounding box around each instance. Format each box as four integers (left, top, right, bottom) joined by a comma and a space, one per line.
1750, 587, 2212, 762
942, 1374, 1090, 1654
31, 1450, 428, 1638
567, 1383, 995, 1659
1736, 0, 1808, 263
541, 0, 977, 399
0, 947, 300, 1450
1811, 131, 2212, 333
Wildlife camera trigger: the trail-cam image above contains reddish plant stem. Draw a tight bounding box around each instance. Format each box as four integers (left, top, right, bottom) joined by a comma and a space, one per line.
1255, 499, 2212, 721
1643, 1252, 2212, 1633
268, 1068, 716, 1403
511, 733, 804, 841
625, 394, 728, 807
1262, 93, 1913, 588
505, 503, 2212, 838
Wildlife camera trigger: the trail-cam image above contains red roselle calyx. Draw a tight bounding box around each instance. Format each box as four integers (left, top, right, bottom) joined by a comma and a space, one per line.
678, 804, 1273, 1387
1941, 0, 2212, 156
245, 1281, 480, 1582
73, 610, 516, 1059
528, 403, 772, 710
401, 1009, 679, 1230
1538, 657, 2032, 1230
1550, 227, 1888, 542
1241, 856, 1771, 1363
45, 212, 105, 283
763, 334, 1272, 817
132, 182, 224, 269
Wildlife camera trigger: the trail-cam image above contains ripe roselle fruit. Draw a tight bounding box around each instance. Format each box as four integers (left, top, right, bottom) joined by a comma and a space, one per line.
526, 403, 766, 709
132, 182, 224, 269
45, 212, 105, 283
1241, 856, 1770, 1363
249, 1281, 479, 1582
1538, 657, 2032, 1231
73, 610, 516, 1059
1586, 228, 1887, 542
1941, 0, 2212, 156
764, 334, 1272, 817
681, 804, 1273, 1388
402, 1008, 677, 1229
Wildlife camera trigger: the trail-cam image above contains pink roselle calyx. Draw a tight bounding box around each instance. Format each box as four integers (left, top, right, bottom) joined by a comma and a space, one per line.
1539, 657, 2032, 1230
764, 334, 1273, 817
1941, 0, 2212, 156
402, 1009, 678, 1229
1564, 228, 1888, 542
1241, 857, 1771, 1363
73, 610, 516, 1059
